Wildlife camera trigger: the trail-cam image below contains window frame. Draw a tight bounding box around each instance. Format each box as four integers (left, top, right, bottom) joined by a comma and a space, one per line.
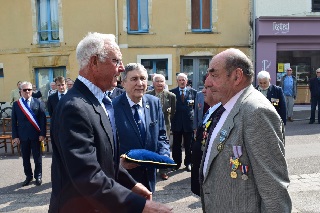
0, 63, 3, 78
137, 55, 173, 85
37, 0, 60, 44
191, 0, 212, 32
127, 0, 149, 34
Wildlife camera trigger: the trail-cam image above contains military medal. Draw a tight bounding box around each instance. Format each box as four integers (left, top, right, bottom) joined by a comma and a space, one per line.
217, 130, 228, 152
241, 164, 249, 180
217, 143, 224, 152
231, 171, 237, 178
201, 119, 212, 151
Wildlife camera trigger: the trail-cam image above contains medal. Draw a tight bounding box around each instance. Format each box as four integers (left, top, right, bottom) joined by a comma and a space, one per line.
217, 143, 224, 152
230, 171, 237, 178
242, 174, 248, 180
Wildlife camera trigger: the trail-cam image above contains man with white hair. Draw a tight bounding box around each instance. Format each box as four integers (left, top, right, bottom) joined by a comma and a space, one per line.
49, 33, 172, 213
170, 73, 197, 172
256, 70, 286, 125
146, 73, 176, 180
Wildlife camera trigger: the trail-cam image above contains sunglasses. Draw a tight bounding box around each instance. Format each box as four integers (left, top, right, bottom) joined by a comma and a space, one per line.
22, 89, 32, 92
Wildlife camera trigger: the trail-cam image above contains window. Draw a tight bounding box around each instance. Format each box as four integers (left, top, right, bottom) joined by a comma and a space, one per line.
192, 0, 211, 32
35, 67, 65, 100
312, 0, 320, 12
127, 0, 149, 33
0, 63, 3, 78
37, 0, 59, 43
138, 55, 173, 85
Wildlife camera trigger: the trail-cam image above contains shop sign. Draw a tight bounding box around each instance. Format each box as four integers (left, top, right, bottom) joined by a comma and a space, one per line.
273, 22, 290, 34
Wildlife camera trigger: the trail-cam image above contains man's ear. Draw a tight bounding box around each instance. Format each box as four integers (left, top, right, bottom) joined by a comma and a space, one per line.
234, 68, 244, 85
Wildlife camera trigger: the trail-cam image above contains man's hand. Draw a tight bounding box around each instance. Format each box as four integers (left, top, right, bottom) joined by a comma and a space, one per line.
142, 200, 173, 213
132, 183, 152, 200
120, 157, 140, 169
39, 136, 45, 141
13, 138, 20, 145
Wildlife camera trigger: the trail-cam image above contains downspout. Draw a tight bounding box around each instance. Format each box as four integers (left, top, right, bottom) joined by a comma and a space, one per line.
115, 0, 119, 44
252, 0, 256, 85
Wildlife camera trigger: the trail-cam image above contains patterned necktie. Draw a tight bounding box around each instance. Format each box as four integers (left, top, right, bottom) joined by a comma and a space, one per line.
181, 90, 185, 102
132, 104, 146, 142
207, 105, 226, 138
102, 96, 118, 161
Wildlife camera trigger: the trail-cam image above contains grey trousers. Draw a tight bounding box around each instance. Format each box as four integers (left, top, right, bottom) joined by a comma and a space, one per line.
285, 96, 294, 117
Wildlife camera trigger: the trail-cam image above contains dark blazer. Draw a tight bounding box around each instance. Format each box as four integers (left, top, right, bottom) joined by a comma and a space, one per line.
113, 93, 170, 193
49, 79, 146, 213
47, 92, 59, 117
256, 84, 287, 125
193, 91, 205, 129
146, 89, 176, 126
170, 87, 197, 132
309, 77, 320, 98
11, 98, 46, 141
109, 87, 125, 99
200, 86, 291, 212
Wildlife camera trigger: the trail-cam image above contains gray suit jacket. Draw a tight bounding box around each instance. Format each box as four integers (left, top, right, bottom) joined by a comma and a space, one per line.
200, 85, 291, 213
146, 90, 176, 126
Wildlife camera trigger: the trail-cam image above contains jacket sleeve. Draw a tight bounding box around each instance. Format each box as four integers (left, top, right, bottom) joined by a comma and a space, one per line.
47, 96, 53, 117
39, 101, 47, 137
169, 92, 176, 121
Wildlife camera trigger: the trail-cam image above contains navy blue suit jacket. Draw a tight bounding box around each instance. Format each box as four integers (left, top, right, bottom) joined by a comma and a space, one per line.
309, 77, 320, 98
256, 84, 287, 125
11, 98, 46, 141
170, 87, 197, 132
113, 93, 170, 192
47, 92, 59, 117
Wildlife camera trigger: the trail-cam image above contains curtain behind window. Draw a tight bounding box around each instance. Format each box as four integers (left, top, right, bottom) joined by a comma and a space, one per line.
39, 0, 59, 41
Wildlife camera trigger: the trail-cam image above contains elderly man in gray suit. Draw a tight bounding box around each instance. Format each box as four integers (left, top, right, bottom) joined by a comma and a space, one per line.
146, 73, 176, 180
200, 48, 291, 212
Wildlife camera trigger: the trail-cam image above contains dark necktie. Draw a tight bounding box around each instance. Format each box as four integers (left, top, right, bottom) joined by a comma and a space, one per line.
107, 91, 112, 99
200, 105, 225, 183
60, 93, 64, 100
132, 104, 146, 142
102, 96, 118, 161
181, 90, 185, 102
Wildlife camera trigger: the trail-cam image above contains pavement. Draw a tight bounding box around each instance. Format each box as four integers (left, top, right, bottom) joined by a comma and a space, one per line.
0, 105, 319, 212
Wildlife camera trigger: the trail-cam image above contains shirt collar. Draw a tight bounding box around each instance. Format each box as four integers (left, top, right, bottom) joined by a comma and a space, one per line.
78, 75, 106, 104
126, 93, 143, 108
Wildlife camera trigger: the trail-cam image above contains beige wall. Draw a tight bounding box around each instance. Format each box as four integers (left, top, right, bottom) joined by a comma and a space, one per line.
0, 0, 252, 102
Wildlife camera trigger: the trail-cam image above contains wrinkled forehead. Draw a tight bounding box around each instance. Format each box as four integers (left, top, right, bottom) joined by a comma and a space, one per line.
106, 44, 122, 58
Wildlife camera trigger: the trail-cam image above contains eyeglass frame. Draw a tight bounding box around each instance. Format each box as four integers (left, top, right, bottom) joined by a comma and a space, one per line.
95, 54, 122, 67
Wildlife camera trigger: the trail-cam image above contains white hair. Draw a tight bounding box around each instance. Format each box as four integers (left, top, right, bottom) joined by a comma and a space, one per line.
20, 81, 32, 89
257, 70, 270, 80
76, 32, 118, 70
177, 73, 188, 80
153, 73, 165, 82
316, 68, 320, 73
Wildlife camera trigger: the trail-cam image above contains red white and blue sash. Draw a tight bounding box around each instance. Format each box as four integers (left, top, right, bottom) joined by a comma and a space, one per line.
17, 98, 41, 132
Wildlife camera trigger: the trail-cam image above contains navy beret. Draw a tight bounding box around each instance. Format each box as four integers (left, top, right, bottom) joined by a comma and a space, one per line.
121, 149, 177, 169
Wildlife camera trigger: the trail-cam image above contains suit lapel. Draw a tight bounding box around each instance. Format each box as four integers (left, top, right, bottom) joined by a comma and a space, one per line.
121, 95, 145, 147
203, 86, 254, 182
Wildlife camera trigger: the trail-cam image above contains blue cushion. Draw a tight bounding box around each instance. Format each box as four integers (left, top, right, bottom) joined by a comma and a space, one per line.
121, 149, 177, 169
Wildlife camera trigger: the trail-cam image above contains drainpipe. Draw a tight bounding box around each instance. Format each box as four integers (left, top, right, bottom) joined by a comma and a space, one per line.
252, 0, 256, 85
115, 0, 119, 44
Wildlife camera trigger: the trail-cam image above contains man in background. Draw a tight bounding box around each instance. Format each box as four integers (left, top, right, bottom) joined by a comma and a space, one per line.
308, 68, 320, 124
47, 76, 67, 117
106, 85, 124, 100
280, 67, 297, 122
66, 79, 74, 90
170, 73, 197, 172
47, 82, 57, 98
10, 81, 22, 104
11, 81, 46, 186
146, 73, 176, 180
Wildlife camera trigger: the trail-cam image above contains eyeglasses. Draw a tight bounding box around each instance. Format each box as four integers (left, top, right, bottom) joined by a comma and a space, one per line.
287, 69, 292, 71
22, 89, 32, 92
111, 59, 122, 67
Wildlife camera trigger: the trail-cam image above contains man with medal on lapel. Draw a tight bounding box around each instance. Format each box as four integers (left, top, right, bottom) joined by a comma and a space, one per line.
200, 48, 292, 212
11, 81, 46, 186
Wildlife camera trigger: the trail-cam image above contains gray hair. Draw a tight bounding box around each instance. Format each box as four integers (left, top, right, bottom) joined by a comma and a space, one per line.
121, 63, 148, 81
20, 81, 32, 89
76, 32, 118, 70
153, 73, 166, 82
316, 68, 320, 73
223, 48, 254, 82
176, 73, 188, 80
257, 70, 271, 80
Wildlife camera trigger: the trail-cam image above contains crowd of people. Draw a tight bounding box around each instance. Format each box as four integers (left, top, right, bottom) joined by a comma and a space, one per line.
10, 31, 320, 212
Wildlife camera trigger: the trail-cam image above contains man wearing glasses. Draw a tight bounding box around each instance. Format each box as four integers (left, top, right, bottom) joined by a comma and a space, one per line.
280, 68, 297, 122
11, 81, 46, 187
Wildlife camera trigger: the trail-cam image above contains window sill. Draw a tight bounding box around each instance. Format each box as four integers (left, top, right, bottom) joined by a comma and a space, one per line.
185, 31, 220, 34
36, 42, 61, 48
127, 32, 156, 35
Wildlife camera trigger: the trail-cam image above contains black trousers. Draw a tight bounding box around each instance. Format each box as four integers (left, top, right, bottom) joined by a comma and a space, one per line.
310, 96, 320, 122
172, 130, 193, 167
20, 139, 42, 179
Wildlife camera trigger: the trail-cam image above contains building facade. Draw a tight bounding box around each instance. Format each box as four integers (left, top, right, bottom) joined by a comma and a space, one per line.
0, 0, 252, 102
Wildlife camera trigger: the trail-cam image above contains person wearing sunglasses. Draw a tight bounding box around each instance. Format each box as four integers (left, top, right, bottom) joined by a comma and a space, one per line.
11, 81, 46, 187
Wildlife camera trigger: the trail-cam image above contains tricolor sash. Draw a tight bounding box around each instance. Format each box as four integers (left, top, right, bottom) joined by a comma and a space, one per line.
17, 98, 41, 132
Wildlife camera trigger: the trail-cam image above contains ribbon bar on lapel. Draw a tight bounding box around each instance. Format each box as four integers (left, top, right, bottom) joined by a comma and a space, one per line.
17, 98, 41, 132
